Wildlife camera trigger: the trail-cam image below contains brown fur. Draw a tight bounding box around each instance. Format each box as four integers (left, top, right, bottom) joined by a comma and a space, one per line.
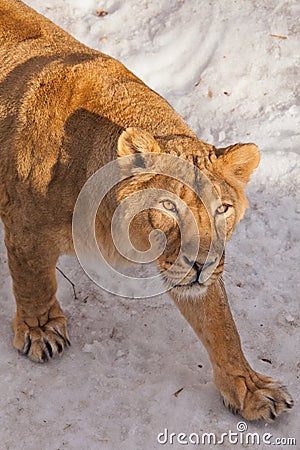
0, 0, 293, 421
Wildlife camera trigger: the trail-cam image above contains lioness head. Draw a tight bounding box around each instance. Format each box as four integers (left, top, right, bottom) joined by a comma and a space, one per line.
116, 127, 259, 298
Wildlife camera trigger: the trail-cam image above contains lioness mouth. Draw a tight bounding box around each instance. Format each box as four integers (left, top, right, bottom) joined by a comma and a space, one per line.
174, 280, 203, 288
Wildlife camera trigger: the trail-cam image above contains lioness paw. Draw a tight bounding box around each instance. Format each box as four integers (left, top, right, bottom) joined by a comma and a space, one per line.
13, 307, 70, 363
222, 373, 293, 422
241, 382, 293, 422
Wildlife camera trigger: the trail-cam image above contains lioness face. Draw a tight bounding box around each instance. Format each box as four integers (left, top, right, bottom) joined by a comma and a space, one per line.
117, 128, 259, 297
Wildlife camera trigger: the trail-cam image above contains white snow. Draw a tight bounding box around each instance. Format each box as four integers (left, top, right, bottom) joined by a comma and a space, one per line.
0, 0, 299, 449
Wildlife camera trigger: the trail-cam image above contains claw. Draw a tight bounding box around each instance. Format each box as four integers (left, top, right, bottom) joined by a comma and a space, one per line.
269, 410, 276, 421
41, 350, 49, 362
55, 340, 63, 353
265, 395, 277, 414
44, 338, 53, 358
23, 333, 32, 355
53, 327, 70, 346
222, 397, 240, 415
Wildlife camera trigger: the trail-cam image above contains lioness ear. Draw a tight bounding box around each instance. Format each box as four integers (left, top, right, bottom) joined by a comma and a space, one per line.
214, 143, 260, 186
117, 127, 160, 157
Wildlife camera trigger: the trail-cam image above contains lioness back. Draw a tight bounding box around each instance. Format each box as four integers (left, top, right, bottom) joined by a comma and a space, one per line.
0, 0, 97, 55
0, 0, 194, 210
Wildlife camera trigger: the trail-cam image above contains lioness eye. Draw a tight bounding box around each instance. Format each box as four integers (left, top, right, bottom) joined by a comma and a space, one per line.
160, 200, 177, 213
216, 204, 230, 214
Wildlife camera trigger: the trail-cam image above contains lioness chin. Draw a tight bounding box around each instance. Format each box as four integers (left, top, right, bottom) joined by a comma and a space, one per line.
0, 0, 293, 422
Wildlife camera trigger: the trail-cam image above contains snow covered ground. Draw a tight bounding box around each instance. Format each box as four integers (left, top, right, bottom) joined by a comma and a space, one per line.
0, 0, 299, 449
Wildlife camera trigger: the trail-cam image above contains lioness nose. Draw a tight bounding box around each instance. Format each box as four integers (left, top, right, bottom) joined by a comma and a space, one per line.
183, 256, 217, 274
183, 256, 204, 272
193, 261, 205, 273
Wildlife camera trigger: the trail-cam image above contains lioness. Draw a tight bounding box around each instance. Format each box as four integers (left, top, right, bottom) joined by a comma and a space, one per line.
0, 0, 293, 421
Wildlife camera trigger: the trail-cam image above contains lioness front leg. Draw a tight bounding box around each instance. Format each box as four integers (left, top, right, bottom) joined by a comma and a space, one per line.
5, 227, 70, 362
170, 281, 293, 421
